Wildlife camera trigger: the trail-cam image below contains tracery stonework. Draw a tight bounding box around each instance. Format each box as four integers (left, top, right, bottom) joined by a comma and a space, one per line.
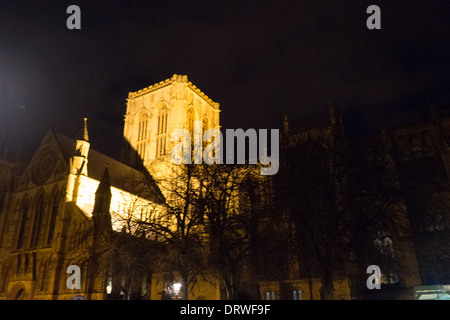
31, 146, 58, 185
122, 74, 220, 171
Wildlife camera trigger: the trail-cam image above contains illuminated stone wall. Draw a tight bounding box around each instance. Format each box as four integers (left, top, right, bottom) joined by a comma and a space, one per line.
123, 74, 220, 169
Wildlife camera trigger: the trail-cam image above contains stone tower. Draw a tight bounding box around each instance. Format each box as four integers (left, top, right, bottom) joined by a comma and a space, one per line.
122, 74, 220, 172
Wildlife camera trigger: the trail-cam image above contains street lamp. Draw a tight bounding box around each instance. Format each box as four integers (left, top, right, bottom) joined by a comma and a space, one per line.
173, 283, 182, 299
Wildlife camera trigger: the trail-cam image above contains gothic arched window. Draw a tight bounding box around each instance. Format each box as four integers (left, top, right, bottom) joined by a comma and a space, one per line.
137, 112, 148, 162
40, 261, 48, 292
201, 116, 211, 147
156, 107, 168, 157
202, 116, 209, 135
16, 195, 29, 250
187, 107, 195, 138
47, 190, 60, 246
30, 192, 45, 248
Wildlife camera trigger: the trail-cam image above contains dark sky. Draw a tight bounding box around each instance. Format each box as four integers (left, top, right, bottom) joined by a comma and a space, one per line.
1, 0, 450, 160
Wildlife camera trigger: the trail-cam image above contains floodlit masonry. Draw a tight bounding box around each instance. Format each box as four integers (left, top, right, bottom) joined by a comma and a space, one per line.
171, 121, 279, 175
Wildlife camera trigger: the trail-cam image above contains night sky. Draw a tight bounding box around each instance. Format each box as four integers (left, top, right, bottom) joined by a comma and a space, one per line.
1, 0, 449, 160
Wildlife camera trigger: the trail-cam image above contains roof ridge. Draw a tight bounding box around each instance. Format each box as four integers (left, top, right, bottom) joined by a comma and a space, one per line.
53, 131, 134, 170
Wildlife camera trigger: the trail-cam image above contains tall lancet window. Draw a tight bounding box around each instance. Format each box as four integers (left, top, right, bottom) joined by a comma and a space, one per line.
202, 116, 209, 134
47, 190, 60, 246
17, 195, 29, 250
30, 192, 45, 248
202, 116, 209, 148
137, 113, 148, 161
187, 107, 195, 138
156, 107, 168, 157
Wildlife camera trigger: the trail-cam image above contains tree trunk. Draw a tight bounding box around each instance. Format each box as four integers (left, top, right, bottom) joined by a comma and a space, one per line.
222, 264, 239, 300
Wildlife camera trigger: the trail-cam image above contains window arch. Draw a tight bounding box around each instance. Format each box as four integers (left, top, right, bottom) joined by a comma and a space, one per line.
39, 258, 49, 292
201, 115, 216, 157
16, 195, 29, 250
202, 116, 209, 135
47, 190, 60, 246
265, 291, 276, 300
156, 107, 168, 157
30, 192, 45, 248
137, 112, 148, 162
187, 107, 195, 138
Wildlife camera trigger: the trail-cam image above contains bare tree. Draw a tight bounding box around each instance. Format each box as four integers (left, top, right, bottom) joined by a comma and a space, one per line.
275, 116, 427, 299
192, 163, 261, 299
274, 118, 352, 300
133, 163, 209, 300
388, 125, 450, 285
68, 169, 164, 300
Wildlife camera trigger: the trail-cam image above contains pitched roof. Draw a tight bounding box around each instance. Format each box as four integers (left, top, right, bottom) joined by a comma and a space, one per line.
53, 131, 165, 204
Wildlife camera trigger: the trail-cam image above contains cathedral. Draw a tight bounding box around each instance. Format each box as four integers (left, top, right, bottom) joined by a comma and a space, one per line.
0, 74, 225, 300
0, 74, 449, 300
